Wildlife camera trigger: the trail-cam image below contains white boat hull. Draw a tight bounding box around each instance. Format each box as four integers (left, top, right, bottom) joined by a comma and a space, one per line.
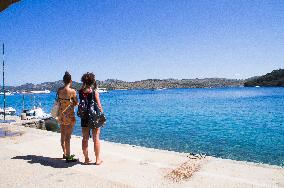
30, 90, 51, 94
0, 107, 16, 115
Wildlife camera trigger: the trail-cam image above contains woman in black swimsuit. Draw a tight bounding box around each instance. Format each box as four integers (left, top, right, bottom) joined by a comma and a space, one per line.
79, 72, 104, 165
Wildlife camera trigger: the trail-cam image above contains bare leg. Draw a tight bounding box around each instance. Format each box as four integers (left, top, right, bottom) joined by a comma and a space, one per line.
82, 127, 91, 163
60, 125, 67, 157
93, 128, 102, 165
65, 124, 74, 157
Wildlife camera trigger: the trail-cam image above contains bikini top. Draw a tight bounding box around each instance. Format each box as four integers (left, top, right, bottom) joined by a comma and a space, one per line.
57, 90, 76, 104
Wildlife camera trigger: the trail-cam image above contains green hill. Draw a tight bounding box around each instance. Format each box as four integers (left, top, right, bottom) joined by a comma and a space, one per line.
244, 69, 284, 87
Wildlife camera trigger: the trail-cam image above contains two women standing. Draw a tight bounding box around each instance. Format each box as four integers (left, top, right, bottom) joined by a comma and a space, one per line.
57, 71, 103, 164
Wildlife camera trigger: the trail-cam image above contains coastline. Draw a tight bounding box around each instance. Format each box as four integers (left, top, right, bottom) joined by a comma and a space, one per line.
0, 123, 283, 188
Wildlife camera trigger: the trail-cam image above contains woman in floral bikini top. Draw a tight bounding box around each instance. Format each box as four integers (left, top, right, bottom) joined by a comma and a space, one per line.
58, 97, 76, 126
57, 71, 78, 162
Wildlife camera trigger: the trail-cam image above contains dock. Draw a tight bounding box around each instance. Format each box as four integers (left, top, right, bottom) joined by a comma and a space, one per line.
0, 122, 283, 187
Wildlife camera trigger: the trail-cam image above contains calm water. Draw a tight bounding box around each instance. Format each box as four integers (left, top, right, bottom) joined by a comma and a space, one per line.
1, 87, 284, 166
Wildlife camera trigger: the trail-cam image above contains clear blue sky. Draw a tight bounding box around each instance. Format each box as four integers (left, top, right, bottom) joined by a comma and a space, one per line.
0, 0, 283, 86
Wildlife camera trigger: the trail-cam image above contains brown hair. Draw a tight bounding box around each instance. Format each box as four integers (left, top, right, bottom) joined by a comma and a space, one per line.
63, 71, 71, 85
81, 72, 97, 88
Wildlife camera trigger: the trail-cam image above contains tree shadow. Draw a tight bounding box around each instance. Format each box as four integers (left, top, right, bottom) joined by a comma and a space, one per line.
12, 155, 80, 168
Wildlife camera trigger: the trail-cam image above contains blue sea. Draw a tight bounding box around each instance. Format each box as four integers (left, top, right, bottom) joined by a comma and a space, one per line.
1, 87, 284, 166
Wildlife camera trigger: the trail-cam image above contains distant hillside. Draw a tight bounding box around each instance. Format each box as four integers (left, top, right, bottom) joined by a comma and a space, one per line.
98, 78, 244, 90
244, 69, 284, 87
3, 69, 284, 91
4, 81, 82, 92
3, 78, 244, 92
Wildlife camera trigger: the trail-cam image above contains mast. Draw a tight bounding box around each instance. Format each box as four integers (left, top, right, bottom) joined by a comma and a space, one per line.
2, 43, 6, 120
22, 94, 25, 111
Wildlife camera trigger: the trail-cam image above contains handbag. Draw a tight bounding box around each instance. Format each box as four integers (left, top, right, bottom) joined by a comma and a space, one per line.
87, 91, 106, 128
93, 101, 107, 126
51, 92, 60, 119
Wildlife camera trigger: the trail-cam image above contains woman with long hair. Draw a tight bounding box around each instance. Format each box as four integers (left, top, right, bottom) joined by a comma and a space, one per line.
57, 71, 78, 162
79, 72, 103, 165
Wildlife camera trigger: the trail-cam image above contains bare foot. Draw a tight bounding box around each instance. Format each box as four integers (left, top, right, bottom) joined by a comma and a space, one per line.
95, 160, 103, 165
83, 158, 92, 165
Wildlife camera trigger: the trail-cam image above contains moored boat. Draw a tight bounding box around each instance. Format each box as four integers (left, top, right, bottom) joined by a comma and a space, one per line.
97, 88, 108, 93
0, 91, 14, 96
0, 107, 16, 115
24, 107, 52, 120
30, 90, 51, 94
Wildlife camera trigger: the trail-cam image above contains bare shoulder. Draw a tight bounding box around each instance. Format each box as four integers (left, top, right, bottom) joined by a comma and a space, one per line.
94, 90, 100, 96
71, 88, 77, 96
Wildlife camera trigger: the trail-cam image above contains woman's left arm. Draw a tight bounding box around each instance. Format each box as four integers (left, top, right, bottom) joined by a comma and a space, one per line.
95, 91, 103, 113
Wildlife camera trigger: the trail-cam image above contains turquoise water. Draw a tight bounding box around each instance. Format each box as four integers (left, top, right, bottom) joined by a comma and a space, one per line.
1, 87, 284, 166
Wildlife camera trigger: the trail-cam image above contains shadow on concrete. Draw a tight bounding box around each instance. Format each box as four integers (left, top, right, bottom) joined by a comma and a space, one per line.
12, 155, 80, 168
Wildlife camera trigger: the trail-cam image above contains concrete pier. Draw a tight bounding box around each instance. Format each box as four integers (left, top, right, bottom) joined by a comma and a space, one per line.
0, 123, 283, 188
0, 115, 45, 130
